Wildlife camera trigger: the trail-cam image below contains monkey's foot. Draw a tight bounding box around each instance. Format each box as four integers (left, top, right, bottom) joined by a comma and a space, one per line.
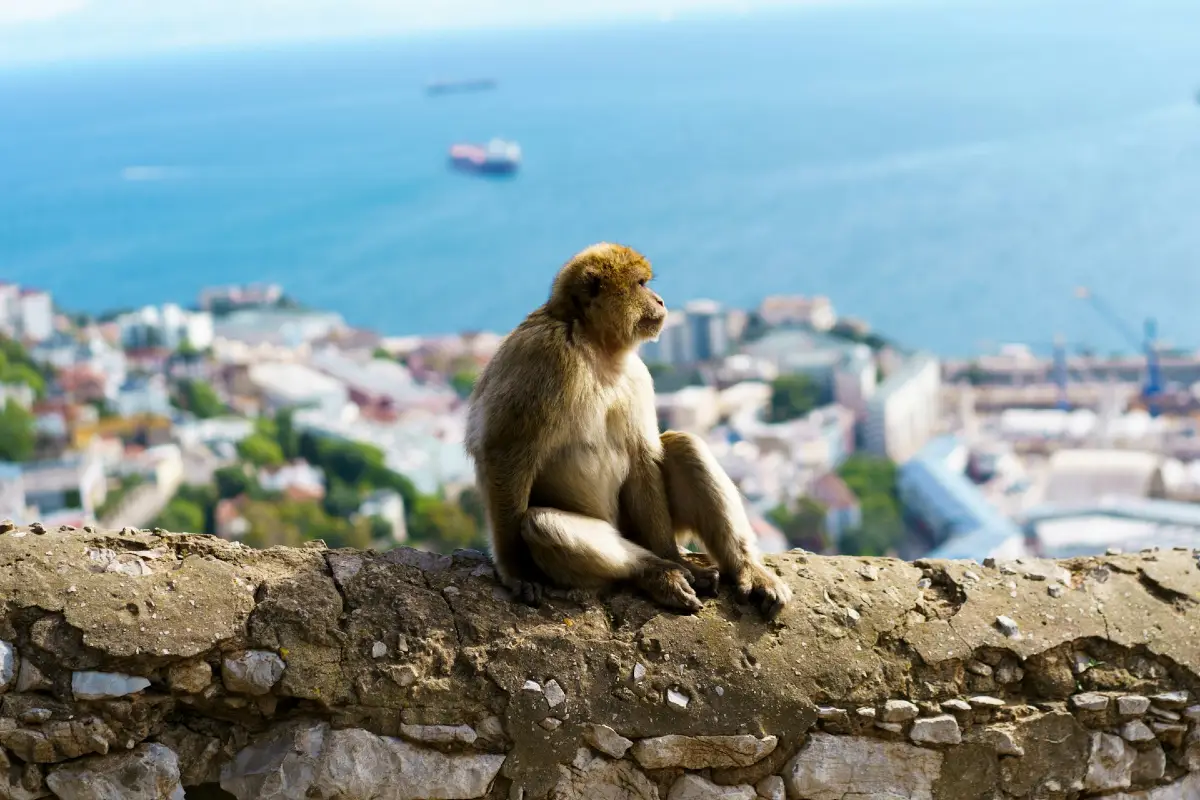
734, 563, 792, 621
507, 579, 546, 607
637, 563, 703, 614
679, 556, 720, 597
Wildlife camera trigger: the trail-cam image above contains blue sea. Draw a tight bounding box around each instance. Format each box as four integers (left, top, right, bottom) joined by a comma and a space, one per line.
3, 0, 1200, 357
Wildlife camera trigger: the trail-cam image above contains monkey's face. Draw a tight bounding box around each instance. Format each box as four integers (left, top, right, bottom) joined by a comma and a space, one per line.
550, 244, 668, 353
631, 275, 668, 343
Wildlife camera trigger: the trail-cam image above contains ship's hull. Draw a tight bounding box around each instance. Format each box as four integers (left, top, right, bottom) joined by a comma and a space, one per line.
449, 157, 518, 175
426, 79, 497, 96
448, 143, 520, 175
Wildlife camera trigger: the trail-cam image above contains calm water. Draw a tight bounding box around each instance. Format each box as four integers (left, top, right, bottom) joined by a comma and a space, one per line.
3, 0, 1200, 357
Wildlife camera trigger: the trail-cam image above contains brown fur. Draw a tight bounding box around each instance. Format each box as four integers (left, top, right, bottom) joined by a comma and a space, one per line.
465, 243, 791, 618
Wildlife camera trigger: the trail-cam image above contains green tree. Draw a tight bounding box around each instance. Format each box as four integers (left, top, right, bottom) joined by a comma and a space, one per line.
239, 496, 368, 550
0, 401, 36, 462
450, 369, 478, 399
237, 433, 285, 468
156, 498, 205, 533
768, 374, 822, 422
327, 443, 373, 486
1, 363, 45, 398
838, 455, 898, 500
323, 479, 362, 519
767, 497, 830, 553
367, 515, 394, 543
274, 408, 300, 461
457, 486, 486, 529
408, 495, 485, 551
175, 379, 225, 419
836, 455, 905, 556
322, 519, 374, 550
176, 337, 200, 359
0, 337, 50, 399
963, 361, 987, 386
214, 465, 254, 499
367, 465, 420, 518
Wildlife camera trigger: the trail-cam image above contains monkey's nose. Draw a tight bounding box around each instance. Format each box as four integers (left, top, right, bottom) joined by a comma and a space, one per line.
653, 295, 665, 307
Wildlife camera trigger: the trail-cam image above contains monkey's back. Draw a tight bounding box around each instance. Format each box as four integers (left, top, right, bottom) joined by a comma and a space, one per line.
465, 309, 580, 465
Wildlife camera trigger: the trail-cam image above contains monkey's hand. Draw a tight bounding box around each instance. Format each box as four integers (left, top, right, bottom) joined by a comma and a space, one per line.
678, 551, 720, 597
636, 561, 703, 614
734, 562, 792, 621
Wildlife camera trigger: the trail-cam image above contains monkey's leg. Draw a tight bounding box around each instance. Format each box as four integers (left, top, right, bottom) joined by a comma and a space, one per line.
522, 507, 702, 613
659, 431, 792, 620
621, 460, 719, 596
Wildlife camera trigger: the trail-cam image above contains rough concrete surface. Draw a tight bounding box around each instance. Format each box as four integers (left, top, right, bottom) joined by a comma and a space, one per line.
0, 525, 1198, 798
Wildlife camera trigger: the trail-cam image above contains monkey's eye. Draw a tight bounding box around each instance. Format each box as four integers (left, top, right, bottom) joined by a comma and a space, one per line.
638, 279, 648, 287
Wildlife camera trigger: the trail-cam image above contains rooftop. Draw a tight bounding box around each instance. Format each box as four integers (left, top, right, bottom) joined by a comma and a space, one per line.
906, 436, 1024, 559
811, 472, 858, 510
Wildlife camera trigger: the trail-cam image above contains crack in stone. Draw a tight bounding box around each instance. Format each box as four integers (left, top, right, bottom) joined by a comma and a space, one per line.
1137, 569, 1197, 610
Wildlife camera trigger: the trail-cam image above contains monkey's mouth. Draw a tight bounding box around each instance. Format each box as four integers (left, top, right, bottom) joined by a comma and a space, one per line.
639, 311, 667, 341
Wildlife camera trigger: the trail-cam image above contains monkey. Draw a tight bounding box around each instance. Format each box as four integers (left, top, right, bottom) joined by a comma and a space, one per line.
464, 243, 792, 619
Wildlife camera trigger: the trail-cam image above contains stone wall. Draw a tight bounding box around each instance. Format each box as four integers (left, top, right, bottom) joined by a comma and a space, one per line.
0, 521, 1198, 799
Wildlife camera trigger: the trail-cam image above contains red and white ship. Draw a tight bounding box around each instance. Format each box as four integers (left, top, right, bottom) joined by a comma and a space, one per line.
448, 139, 521, 175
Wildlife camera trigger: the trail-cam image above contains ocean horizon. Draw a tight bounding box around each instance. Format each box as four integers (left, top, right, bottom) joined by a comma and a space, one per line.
3, 0, 1200, 357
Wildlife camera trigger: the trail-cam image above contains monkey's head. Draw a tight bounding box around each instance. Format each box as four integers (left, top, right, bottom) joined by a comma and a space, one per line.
547, 243, 667, 353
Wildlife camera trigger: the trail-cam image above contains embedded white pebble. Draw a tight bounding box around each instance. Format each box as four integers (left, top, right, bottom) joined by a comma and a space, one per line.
666, 689, 690, 710
544, 679, 566, 709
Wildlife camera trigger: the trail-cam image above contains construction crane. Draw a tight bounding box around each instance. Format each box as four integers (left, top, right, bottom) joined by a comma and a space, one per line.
1074, 286, 1163, 417
1051, 335, 1070, 411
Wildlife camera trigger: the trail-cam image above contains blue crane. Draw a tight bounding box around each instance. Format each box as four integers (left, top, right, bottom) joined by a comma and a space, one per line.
1074, 286, 1163, 417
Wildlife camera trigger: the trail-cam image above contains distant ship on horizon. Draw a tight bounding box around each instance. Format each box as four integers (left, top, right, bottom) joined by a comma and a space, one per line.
448, 139, 521, 176
426, 78, 497, 96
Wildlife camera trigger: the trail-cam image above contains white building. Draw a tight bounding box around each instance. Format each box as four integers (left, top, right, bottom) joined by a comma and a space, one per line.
0, 463, 29, 523
0, 284, 20, 337
833, 345, 877, 418
716, 354, 777, 386
259, 461, 326, 497
113, 375, 173, 418
117, 304, 214, 351
248, 362, 349, 416
1042, 449, 1165, 506
758, 295, 837, 331
717, 381, 771, 421
294, 407, 473, 496
308, 347, 457, 414
656, 386, 720, 433
358, 489, 408, 543
19, 452, 107, 520
17, 289, 54, 342
863, 352, 941, 463
0, 285, 54, 342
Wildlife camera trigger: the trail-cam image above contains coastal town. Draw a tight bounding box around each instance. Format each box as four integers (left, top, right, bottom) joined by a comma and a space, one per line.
3, 280, 1200, 562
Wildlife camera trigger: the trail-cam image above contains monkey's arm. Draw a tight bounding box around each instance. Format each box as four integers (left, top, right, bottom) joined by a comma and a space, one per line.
478, 454, 544, 602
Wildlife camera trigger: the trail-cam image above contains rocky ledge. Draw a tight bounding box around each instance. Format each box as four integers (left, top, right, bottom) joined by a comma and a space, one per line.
0, 523, 1198, 799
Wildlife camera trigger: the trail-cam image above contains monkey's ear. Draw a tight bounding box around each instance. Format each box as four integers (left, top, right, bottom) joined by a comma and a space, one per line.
586, 274, 602, 298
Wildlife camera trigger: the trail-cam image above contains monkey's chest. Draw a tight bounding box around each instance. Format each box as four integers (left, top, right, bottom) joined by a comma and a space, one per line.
530, 403, 632, 520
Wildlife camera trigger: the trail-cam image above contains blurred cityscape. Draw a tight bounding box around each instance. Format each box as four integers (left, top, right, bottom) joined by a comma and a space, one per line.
4, 276, 1199, 562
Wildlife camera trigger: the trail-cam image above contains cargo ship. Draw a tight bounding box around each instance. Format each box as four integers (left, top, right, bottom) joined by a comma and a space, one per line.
426, 78, 497, 96
448, 139, 521, 175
